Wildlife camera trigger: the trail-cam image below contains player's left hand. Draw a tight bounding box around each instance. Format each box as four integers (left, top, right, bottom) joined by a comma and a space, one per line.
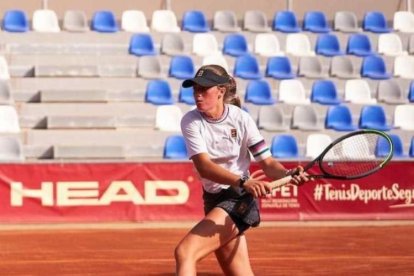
287, 166, 312, 186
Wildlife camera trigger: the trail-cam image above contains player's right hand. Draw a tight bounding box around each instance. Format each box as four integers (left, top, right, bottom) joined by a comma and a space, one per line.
242, 170, 272, 198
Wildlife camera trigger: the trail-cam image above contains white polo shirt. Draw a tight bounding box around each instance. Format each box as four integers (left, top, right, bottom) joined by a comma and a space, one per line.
181, 104, 271, 193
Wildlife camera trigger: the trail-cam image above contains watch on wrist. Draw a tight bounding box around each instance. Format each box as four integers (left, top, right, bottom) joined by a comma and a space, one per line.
239, 175, 249, 188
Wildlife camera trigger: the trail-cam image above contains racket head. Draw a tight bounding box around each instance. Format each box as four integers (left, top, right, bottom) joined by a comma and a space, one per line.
316, 129, 393, 180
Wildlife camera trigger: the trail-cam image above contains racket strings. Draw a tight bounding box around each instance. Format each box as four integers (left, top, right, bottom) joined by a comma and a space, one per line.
321, 133, 387, 177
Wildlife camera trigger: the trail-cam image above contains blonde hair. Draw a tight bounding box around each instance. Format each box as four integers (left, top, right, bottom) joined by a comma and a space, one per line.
196, 64, 241, 108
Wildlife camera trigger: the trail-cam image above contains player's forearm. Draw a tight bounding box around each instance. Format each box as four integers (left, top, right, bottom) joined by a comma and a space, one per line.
195, 160, 240, 187
260, 158, 289, 180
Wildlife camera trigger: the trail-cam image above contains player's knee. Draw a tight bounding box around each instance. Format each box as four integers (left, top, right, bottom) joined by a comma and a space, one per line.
174, 242, 192, 264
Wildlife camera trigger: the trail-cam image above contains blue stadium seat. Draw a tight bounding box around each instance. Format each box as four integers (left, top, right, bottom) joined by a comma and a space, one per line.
363, 11, 391, 33
129, 33, 157, 56
245, 80, 275, 105
303, 11, 331, 33
223, 33, 249, 57
409, 81, 414, 102
272, 11, 301, 33
375, 134, 404, 158
361, 55, 391, 80
163, 135, 188, 159
178, 86, 195, 105
265, 56, 296, 79
346, 34, 374, 56
145, 80, 174, 105
315, 34, 344, 56
2, 10, 29, 32
409, 137, 414, 157
182, 10, 210, 32
271, 134, 299, 158
233, 54, 262, 80
91, 10, 118, 32
311, 80, 341, 105
325, 105, 357, 131
169, 55, 195, 79
359, 105, 392, 131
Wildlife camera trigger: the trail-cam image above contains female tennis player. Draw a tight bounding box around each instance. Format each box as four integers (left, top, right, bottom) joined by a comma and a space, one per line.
175, 64, 310, 275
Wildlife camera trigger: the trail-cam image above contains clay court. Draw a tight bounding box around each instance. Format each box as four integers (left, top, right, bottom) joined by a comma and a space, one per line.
1, 222, 413, 275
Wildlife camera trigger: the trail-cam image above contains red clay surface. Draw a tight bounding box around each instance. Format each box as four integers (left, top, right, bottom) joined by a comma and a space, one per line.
1, 224, 414, 275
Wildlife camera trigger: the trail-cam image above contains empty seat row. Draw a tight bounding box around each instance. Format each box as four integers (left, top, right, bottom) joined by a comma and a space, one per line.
4, 9, 414, 34
2, 9, 181, 33
274, 10, 386, 33
270, 133, 413, 159
269, 10, 414, 34
257, 104, 414, 132
5, 28, 414, 60
163, 133, 414, 161
317, 33, 409, 57
126, 33, 414, 80
231, 54, 414, 80
244, 78, 413, 106
266, 55, 414, 83
3, 101, 413, 135
127, 31, 414, 58
3, 75, 414, 107
5, 50, 414, 82
2, 130, 412, 161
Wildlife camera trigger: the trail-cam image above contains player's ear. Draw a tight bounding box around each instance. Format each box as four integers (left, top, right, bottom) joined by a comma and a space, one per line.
218, 86, 225, 98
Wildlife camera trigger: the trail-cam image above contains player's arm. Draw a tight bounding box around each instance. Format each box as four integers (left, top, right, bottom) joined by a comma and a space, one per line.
258, 157, 310, 186
191, 153, 240, 187
257, 157, 289, 180
191, 153, 268, 195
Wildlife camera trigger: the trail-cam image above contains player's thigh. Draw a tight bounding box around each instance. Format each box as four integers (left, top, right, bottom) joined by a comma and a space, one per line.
176, 207, 239, 261
215, 234, 254, 276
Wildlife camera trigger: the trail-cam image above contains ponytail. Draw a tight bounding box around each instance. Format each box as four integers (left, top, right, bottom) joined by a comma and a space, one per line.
223, 76, 241, 108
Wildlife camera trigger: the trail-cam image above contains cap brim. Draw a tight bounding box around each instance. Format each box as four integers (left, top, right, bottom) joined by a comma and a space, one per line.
182, 77, 219, 88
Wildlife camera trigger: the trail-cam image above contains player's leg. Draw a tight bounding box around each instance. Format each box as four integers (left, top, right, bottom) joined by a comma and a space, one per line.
174, 207, 239, 276
214, 234, 254, 276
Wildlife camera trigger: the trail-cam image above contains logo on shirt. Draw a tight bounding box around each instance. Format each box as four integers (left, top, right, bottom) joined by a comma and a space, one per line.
231, 128, 237, 139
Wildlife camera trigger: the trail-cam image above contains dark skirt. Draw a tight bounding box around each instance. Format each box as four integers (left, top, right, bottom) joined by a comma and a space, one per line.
203, 188, 260, 234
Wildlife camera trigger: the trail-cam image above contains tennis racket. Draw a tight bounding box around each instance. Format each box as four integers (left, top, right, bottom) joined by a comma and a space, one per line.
271, 129, 394, 189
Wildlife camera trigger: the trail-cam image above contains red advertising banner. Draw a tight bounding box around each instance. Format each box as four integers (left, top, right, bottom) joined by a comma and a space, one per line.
0, 162, 413, 222
0, 162, 204, 223
257, 161, 414, 220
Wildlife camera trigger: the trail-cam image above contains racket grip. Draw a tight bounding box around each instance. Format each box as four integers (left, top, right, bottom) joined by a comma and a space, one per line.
270, 175, 292, 189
